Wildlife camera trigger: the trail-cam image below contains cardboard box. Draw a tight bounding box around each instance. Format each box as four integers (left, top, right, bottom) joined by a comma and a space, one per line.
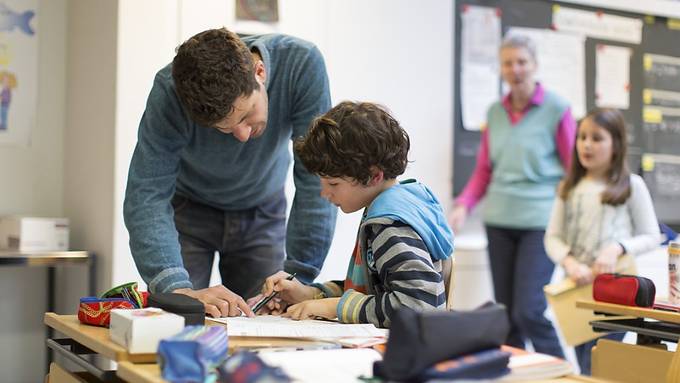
0, 215, 69, 251
110, 308, 185, 354
592, 338, 674, 382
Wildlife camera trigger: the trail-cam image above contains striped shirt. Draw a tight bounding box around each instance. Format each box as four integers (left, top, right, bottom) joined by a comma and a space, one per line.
314, 217, 447, 328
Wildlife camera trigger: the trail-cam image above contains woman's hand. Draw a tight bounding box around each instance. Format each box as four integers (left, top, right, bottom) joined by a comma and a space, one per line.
562, 256, 594, 286
283, 298, 340, 321
593, 243, 623, 275
448, 204, 468, 232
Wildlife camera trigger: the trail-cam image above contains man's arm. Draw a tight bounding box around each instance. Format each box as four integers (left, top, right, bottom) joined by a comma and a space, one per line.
286, 44, 337, 283
123, 73, 193, 294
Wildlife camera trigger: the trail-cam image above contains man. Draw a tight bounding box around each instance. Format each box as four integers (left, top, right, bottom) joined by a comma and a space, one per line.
123, 28, 337, 318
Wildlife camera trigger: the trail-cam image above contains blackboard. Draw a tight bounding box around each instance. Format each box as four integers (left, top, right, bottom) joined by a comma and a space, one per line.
453, 0, 680, 226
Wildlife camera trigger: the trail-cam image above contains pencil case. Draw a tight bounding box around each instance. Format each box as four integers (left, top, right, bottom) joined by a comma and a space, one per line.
148, 292, 205, 326
158, 325, 229, 383
593, 273, 655, 307
78, 297, 137, 327
217, 351, 291, 383
374, 302, 510, 381
78, 282, 149, 327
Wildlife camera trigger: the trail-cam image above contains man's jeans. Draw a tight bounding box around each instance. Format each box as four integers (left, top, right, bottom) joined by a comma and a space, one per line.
172, 190, 286, 300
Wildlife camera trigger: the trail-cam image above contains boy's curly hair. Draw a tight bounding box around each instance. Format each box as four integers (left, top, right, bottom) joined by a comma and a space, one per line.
294, 101, 410, 185
172, 28, 259, 127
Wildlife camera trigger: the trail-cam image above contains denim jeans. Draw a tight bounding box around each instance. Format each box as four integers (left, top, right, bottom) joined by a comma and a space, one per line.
172, 190, 287, 300
485, 225, 565, 358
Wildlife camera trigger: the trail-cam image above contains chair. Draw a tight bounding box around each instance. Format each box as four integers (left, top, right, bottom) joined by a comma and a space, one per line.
441, 257, 456, 311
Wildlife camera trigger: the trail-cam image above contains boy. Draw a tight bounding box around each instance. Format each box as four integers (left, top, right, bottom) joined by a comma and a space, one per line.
258, 101, 454, 328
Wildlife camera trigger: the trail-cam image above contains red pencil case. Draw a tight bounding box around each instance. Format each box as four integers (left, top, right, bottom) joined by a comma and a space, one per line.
77, 282, 149, 327
593, 273, 656, 307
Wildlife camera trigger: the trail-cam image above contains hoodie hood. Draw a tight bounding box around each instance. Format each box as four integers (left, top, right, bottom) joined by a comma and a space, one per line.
364, 180, 453, 260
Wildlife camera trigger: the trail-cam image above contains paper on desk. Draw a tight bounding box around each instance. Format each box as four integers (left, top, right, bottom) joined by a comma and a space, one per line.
208, 315, 386, 338
258, 348, 382, 383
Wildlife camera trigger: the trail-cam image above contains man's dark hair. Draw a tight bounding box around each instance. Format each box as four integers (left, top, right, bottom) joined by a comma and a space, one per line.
172, 28, 259, 127
294, 101, 410, 185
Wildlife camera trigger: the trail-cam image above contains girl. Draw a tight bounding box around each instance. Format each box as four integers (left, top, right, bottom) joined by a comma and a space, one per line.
544, 108, 659, 375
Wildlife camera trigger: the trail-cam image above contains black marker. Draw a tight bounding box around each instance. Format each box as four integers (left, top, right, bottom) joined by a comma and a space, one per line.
252, 273, 296, 314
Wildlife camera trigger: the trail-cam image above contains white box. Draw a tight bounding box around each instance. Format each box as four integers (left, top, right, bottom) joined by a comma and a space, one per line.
110, 308, 185, 354
0, 216, 69, 251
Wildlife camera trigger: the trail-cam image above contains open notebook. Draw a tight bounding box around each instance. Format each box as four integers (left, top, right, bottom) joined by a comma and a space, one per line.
208, 315, 387, 339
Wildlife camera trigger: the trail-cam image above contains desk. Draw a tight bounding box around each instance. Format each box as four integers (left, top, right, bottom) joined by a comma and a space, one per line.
44, 313, 337, 383
576, 299, 680, 383
1, 250, 96, 373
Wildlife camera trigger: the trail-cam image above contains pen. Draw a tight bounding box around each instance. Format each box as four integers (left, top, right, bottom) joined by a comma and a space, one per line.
252, 273, 296, 314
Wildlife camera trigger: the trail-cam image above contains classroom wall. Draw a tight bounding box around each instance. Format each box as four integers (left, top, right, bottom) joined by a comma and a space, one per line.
0, 1, 67, 381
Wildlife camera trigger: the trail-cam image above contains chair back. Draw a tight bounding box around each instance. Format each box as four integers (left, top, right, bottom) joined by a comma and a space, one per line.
441, 257, 455, 311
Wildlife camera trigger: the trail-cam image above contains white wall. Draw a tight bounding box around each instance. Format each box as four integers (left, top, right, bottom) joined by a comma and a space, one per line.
0, 1, 67, 381
109, 0, 454, 287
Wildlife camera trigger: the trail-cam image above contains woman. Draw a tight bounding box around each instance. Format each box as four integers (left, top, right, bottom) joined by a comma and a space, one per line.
450, 35, 576, 358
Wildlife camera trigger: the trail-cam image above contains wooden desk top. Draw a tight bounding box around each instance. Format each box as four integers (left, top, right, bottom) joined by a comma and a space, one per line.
44, 312, 157, 363
576, 300, 680, 324
117, 362, 163, 383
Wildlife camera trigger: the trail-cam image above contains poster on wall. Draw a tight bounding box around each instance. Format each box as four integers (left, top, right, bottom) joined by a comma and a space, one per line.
460, 5, 501, 131
0, 0, 37, 147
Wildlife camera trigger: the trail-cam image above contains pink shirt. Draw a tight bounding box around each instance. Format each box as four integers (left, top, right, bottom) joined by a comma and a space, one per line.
456, 83, 576, 211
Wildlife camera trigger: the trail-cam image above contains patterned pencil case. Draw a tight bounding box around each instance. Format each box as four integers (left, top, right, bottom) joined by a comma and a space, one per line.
78, 282, 149, 327
593, 273, 656, 307
158, 325, 229, 383
78, 297, 137, 327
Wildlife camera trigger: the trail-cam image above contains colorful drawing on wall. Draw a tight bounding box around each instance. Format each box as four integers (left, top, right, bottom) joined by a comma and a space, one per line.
236, 0, 279, 23
0, 0, 37, 146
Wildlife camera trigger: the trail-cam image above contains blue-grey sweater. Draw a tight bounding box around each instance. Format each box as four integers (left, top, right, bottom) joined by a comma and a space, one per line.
123, 34, 337, 293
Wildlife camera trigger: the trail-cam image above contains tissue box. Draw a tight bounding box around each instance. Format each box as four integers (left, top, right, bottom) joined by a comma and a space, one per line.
0, 216, 69, 251
110, 308, 185, 353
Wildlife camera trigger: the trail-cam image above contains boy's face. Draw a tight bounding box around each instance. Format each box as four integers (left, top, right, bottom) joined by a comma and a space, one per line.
320, 176, 377, 214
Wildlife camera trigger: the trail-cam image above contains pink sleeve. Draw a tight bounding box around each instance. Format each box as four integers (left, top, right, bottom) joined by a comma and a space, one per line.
555, 107, 576, 170
455, 129, 492, 212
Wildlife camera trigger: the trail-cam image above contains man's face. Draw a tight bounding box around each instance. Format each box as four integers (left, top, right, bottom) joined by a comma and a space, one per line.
213, 79, 269, 142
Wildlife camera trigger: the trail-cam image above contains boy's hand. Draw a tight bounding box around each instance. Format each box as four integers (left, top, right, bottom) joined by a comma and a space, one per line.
593, 243, 622, 275
261, 271, 317, 305
247, 294, 288, 315
283, 298, 340, 321
562, 256, 593, 286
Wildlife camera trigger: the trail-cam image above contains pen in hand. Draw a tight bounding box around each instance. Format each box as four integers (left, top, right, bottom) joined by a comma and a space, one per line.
252, 273, 297, 314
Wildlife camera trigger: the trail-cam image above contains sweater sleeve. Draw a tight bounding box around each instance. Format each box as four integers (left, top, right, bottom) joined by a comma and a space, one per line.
618, 175, 660, 255
455, 128, 492, 211
544, 195, 572, 264
336, 222, 446, 328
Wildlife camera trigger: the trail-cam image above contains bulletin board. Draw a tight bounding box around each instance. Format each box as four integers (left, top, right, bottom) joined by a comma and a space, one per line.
453, 0, 680, 226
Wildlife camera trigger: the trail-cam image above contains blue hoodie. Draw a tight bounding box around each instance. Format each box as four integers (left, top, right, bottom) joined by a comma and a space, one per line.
365, 179, 454, 260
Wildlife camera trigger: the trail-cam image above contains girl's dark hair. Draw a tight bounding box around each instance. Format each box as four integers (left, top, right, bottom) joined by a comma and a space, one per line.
559, 108, 631, 205
294, 101, 409, 185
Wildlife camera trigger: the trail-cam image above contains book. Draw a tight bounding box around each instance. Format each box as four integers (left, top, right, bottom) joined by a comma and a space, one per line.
499, 345, 574, 381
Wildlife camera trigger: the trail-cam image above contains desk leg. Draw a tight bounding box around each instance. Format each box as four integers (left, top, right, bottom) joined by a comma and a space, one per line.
46, 266, 55, 375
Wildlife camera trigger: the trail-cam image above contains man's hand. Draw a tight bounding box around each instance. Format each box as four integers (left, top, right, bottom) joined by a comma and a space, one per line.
283, 298, 340, 321
174, 285, 254, 318
562, 256, 594, 286
261, 271, 318, 305
593, 243, 623, 275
